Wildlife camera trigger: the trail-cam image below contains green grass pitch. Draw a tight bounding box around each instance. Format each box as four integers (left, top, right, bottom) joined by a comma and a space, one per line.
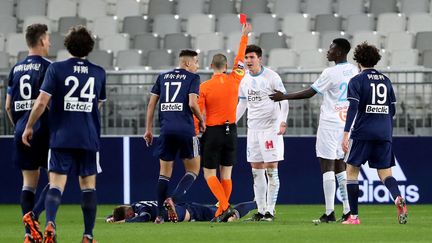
1, 204, 431, 242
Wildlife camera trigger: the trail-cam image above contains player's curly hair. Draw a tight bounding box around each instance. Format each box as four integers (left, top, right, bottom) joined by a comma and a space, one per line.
353, 42, 381, 68
64, 25, 95, 58
246, 45, 262, 58
25, 24, 48, 48
113, 205, 129, 221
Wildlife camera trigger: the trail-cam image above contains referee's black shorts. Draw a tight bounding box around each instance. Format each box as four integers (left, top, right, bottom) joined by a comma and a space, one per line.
201, 124, 237, 169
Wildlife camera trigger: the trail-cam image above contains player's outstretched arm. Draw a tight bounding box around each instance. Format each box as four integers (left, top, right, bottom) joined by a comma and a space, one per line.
269, 87, 317, 101
5, 94, 14, 126
22, 92, 51, 146
144, 95, 159, 146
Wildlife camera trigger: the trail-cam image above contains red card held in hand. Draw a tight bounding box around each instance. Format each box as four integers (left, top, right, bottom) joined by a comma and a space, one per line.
239, 13, 247, 24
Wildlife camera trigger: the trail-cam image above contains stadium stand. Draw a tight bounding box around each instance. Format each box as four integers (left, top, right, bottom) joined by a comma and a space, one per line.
177, 0, 207, 19
186, 14, 216, 37
209, 0, 236, 17
267, 48, 298, 69
335, 0, 365, 17
281, 14, 311, 36
0, 16, 17, 36
122, 16, 149, 37
47, 0, 77, 21
315, 14, 343, 32
164, 33, 192, 52
258, 32, 288, 53
152, 14, 181, 36
271, 0, 301, 16
216, 14, 242, 34
58, 16, 87, 34
304, 0, 334, 17
251, 14, 278, 36
344, 13, 375, 34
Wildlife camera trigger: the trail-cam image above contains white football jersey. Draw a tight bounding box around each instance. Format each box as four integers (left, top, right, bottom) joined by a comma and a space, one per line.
311, 62, 359, 129
239, 67, 287, 129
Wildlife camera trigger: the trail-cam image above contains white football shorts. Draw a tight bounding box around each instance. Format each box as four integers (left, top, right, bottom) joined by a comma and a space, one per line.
316, 126, 345, 160
247, 128, 284, 163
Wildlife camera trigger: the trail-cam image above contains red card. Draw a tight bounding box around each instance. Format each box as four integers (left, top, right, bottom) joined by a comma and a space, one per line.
239, 13, 247, 24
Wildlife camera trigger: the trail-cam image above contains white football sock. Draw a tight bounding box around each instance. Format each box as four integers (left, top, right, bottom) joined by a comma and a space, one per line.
336, 171, 351, 214
323, 171, 336, 215
265, 168, 280, 215
252, 168, 267, 214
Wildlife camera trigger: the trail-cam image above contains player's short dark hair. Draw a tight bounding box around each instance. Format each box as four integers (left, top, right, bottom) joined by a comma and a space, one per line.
64, 25, 95, 58
245, 45, 262, 58
332, 38, 351, 54
113, 205, 129, 221
353, 42, 381, 68
211, 53, 227, 69
179, 49, 198, 58
25, 24, 48, 48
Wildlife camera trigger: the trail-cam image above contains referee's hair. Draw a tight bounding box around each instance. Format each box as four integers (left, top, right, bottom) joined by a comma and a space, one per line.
353, 42, 381, 68
25, 23, 48, 48
211, 54, 227, 69
332, 38, 351, 54
179, 49, 198, 58
64, 25, 95, 58
246, 45, 262, 58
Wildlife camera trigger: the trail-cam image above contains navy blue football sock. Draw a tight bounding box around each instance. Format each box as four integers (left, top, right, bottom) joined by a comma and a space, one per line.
33, 183, 50, 219
45, 187, 62, 225
157, 175, 170, 216
81, 189, 97, 237
171, 172, 197, 203
234, 201, 257, 218
21, 186, 36, 234
347, 180, 359, 215
383, 176, 401, 201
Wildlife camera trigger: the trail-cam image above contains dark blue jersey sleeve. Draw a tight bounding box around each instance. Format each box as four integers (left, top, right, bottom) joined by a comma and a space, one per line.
125, 212, 152, 223
347, 77, 360, 102
40, 65, 57, 95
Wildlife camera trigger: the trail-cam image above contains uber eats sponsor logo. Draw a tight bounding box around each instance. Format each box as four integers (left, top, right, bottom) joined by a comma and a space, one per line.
337, 160, 420, 203
247, 90, 262, 102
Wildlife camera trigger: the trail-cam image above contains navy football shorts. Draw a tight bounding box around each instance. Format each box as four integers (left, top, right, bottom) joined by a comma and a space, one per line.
155, 134, 199, 161
344, 139, 395, 169
48, 148, 102, 176
13, 129, 49, 170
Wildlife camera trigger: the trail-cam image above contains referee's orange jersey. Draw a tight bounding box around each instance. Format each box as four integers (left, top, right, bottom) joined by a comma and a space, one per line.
195, 35, 248, 134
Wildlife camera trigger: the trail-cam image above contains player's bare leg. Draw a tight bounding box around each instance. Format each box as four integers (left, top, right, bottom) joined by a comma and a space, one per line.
378, 168, 408, 224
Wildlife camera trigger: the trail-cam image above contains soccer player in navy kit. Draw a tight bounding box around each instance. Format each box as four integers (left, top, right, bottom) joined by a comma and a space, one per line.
144, 50, 205, 224
22, 26, 105, 243
5, 23, 51, 243
342, 42, 408, 225
106, 200, 256, 223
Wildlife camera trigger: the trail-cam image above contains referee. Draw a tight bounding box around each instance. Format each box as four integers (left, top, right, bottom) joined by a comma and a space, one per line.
198, 23, 251, 222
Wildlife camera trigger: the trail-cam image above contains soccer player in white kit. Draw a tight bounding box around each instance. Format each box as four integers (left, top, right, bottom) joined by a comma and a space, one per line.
236, 45, 289, 221
270, 39, 358, 223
